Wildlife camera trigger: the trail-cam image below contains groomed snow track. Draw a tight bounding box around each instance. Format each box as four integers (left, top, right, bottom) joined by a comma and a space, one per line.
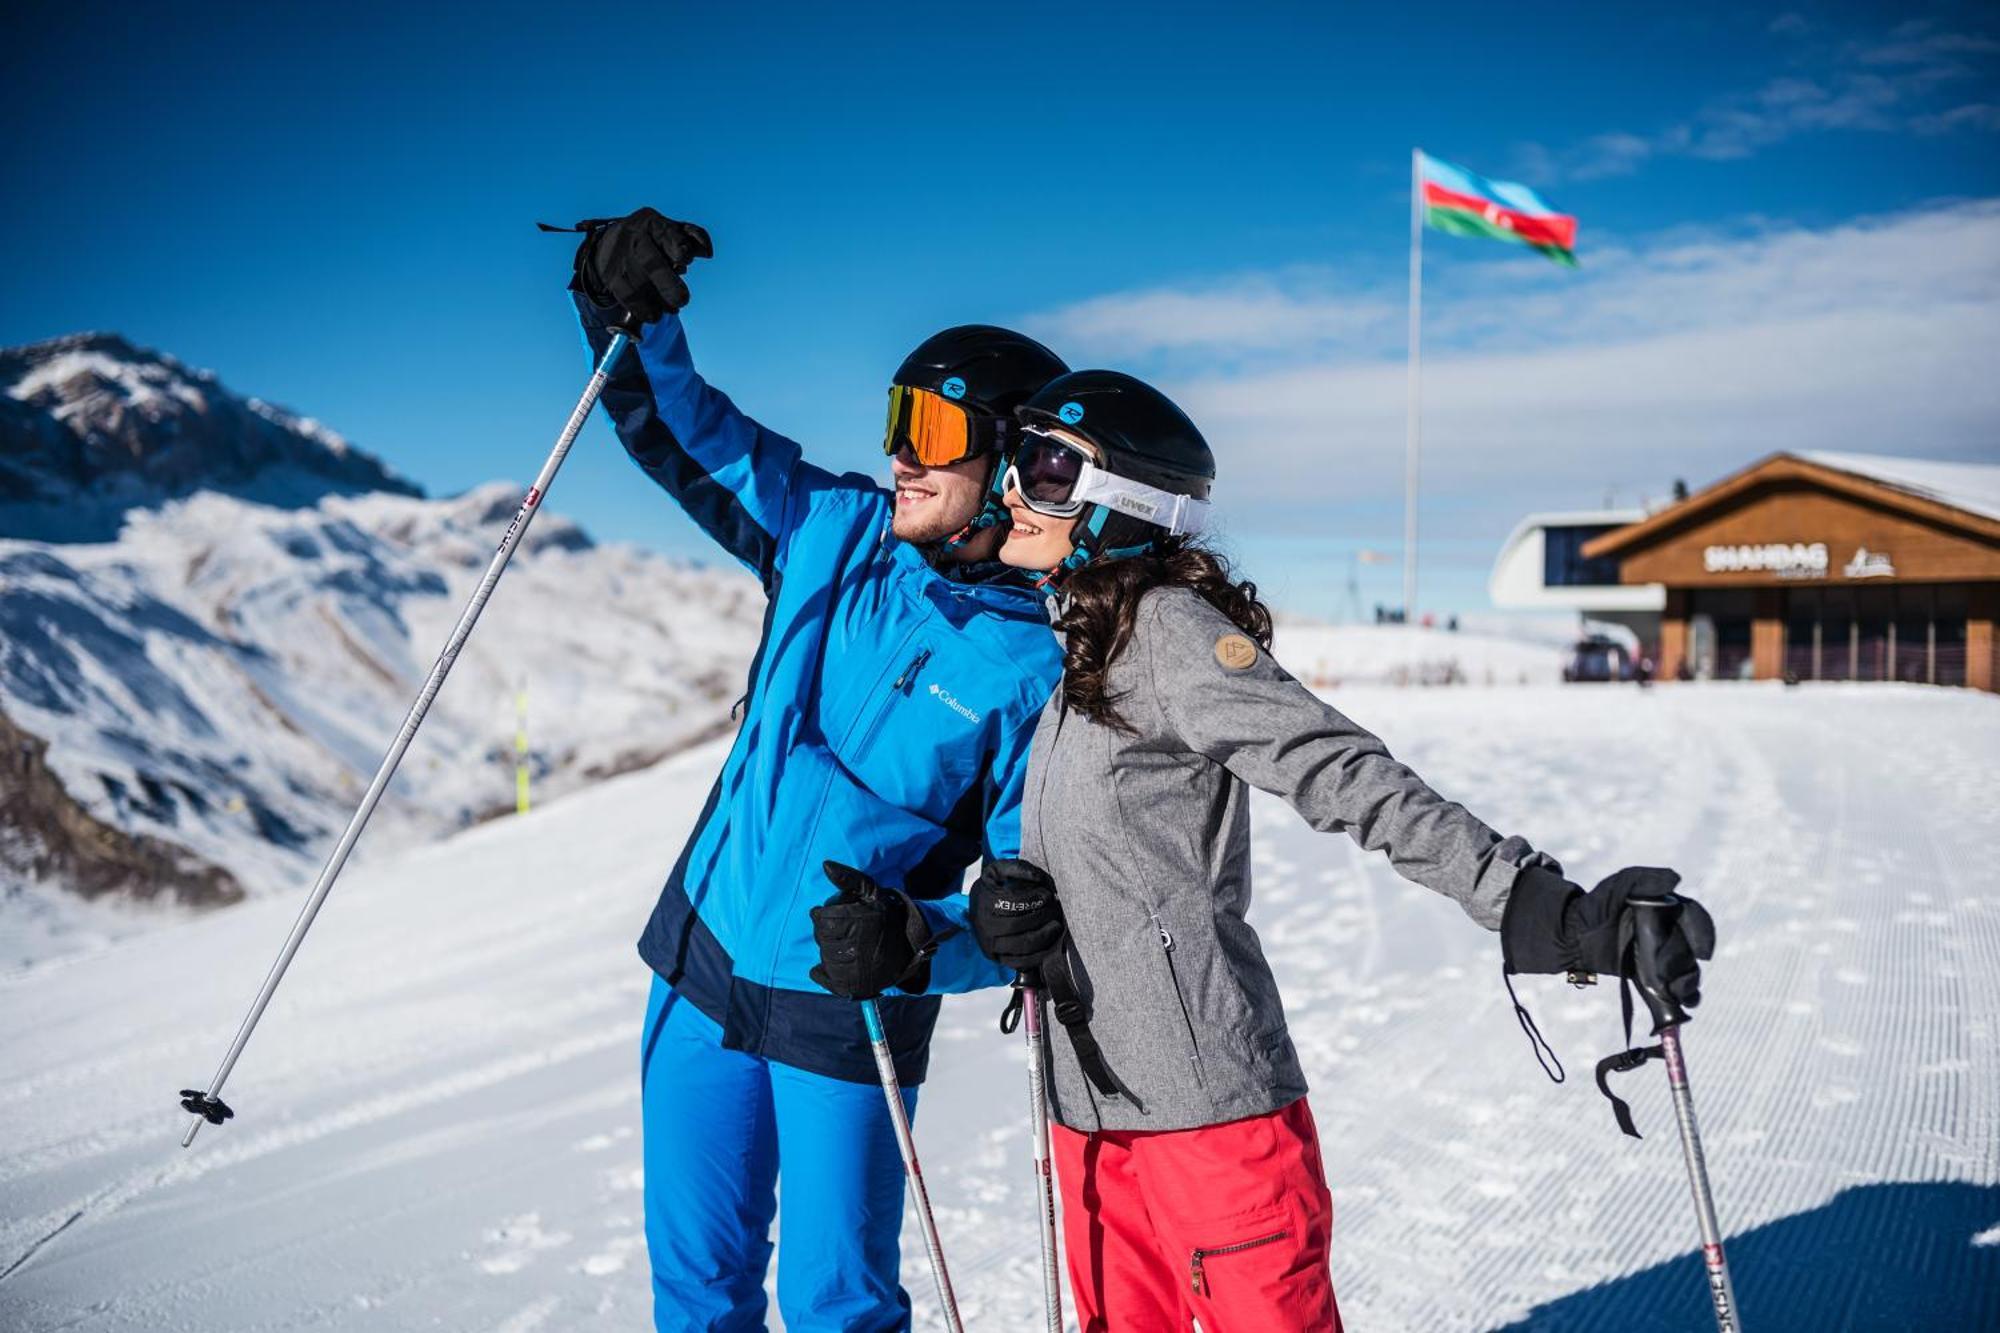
1, 684, 1995, 1330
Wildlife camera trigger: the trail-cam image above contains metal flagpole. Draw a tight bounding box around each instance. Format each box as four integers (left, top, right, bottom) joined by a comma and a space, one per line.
1404, 147, 1424, 624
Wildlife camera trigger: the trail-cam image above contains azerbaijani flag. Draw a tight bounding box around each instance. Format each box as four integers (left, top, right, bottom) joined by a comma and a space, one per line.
1418, 151, 1578, 267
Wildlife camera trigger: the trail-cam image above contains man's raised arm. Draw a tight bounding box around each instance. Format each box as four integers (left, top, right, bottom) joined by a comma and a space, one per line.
570, 208, 835, 588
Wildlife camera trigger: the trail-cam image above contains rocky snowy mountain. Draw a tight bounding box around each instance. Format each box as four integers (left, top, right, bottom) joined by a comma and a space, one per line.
1, 332, 421, 543
0, 334, 762, 957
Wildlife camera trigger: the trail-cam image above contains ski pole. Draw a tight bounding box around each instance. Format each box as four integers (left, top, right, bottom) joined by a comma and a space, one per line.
1630, 895, 1742, 1333
176, 329, 634, 1148
860, 997, 963, 1333
1019, 981, 1064, 1332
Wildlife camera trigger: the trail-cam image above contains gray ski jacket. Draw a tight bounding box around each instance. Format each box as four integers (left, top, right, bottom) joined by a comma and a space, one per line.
1022, 586, 1550, 1132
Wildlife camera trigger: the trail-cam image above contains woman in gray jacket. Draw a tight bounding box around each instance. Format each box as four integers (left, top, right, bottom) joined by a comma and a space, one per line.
965, 370, 1715, 1332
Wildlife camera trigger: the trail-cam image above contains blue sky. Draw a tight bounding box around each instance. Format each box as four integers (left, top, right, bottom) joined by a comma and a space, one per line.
6, 1, 1997, 618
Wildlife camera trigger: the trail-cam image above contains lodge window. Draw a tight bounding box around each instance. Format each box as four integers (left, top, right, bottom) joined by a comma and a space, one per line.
1543, 525, 1626, 588
1780, 585, 1967, 686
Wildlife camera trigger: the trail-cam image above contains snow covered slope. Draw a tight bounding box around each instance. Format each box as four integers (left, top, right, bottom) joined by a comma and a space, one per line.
2, 684, 1994, 1331
0, 484, 761, 955
1274, 620, 1564, 687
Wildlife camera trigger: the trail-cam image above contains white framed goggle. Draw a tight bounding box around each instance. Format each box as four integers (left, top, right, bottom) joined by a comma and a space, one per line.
1004, 428, 1210, 537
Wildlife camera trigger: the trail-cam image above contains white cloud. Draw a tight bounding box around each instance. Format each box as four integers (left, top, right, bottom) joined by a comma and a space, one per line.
1518, 17, 2000, 179
1913, 102, 2000, 133
1024, 201, 2000, 532
1853, 21, 2000, 66
1040, 275, 1400, 357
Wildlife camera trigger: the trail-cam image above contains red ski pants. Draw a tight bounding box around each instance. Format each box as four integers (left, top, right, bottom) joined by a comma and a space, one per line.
1052, 1096, 1342, 1332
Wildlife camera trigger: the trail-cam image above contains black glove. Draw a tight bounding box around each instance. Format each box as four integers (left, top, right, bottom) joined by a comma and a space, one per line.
1501, 865, 1716, 1011
969, 859, 1067, 979
569, 207, 713, 327
808, 861, 936, 1000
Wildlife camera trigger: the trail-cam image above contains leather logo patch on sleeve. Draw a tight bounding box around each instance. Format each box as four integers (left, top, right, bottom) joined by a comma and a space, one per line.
1214, 633, 1259, 671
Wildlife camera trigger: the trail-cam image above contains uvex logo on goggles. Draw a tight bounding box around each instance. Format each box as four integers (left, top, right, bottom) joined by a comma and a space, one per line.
883, 383, 1007, 468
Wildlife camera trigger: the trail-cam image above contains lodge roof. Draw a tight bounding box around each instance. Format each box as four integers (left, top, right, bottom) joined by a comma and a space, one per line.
1800, 452, 2000, 525
1583, 451, 2000, 560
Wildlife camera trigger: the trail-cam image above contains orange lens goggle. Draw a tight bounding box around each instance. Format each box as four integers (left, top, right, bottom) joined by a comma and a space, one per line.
883, 383, 984, 467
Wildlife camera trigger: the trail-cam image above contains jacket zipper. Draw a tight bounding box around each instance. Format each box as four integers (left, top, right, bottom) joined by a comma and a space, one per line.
1190, 1229, 1289, 1296
1031, 697, 1068, 875
850, 647, 931, 761
766, 628, 918, 987
892, 648, 932, 692
1153, 913, 1205, 1084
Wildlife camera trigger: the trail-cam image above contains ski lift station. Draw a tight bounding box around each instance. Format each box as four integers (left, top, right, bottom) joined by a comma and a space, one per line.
1491, 451, 2000, 691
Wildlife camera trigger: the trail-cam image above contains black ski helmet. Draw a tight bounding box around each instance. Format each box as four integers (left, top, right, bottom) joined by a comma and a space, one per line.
892, 325, 1067, 550
892, 325, 1068, 424
1015, 370, 1215, 576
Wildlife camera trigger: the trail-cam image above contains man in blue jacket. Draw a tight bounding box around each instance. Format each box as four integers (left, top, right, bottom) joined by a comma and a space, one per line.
567, 208, 1066, 1331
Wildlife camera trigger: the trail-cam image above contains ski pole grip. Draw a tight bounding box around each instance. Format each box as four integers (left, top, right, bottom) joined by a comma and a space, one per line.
1628, 894, 1689, 1033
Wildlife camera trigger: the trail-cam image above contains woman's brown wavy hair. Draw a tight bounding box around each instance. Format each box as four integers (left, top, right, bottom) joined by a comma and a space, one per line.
1055, 536, 1273, 733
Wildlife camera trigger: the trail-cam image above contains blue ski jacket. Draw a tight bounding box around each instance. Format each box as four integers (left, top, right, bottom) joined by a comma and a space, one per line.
577, 295, 1062, 1086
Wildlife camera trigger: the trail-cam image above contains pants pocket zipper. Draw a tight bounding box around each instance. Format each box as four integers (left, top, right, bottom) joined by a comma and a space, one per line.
1190, 1229, 1290, 1296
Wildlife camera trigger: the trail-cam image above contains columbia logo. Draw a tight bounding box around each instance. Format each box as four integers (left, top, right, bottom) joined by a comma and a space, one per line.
928, 680, 982, 723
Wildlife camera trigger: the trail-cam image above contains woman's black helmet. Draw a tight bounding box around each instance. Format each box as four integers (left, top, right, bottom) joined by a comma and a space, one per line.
1014, 370, 1215, 578
1016, 370, 1214, 499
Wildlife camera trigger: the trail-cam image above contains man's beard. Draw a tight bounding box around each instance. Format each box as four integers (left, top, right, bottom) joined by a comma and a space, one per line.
892, 457, 994, 546
892, 499, 980, 545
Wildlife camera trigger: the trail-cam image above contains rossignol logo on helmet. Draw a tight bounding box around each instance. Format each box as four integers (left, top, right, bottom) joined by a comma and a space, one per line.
927, 680, 982, 723
942, 376, 967, 400
1058, 401, 1084, 424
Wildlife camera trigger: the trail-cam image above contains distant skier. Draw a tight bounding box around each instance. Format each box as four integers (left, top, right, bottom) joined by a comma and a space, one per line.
949, 371, 1715, 1331
565, 208, 1067, 1331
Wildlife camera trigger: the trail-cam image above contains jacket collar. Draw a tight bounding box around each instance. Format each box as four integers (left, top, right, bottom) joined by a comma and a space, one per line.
878, 519, 1045, 617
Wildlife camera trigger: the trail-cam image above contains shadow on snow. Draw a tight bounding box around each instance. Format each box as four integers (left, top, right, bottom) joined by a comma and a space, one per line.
1491, 1181, 2000, 1332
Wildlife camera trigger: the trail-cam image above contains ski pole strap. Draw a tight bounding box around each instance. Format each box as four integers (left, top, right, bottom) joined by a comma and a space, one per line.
999, 984, 1025, 1035
1595, 1043, 1664, 1139
1501, 967, 1566, 1084
1039, 952, 1140, 1110
1593, 976, 1664, 1139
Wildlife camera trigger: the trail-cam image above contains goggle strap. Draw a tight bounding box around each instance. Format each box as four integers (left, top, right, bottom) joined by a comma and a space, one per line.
1070, 466, 1212, 537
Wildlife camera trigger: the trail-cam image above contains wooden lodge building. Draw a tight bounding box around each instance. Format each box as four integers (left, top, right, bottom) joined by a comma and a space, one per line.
1580, 452, 2000, 692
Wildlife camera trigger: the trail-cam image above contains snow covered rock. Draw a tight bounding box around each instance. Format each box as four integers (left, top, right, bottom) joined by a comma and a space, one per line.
0, 486, 761, 932
0, 334, 763, 948
0, 331, 420, 542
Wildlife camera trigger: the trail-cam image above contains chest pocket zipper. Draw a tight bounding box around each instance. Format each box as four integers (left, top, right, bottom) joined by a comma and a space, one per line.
892, 648, 932, 692
852, 647, 931, 759
1154, 915, 1205, 1084
1190, 1229, 1289, 1296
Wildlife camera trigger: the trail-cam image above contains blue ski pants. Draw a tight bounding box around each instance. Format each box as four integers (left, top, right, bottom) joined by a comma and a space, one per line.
641, 973, 918, 1332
